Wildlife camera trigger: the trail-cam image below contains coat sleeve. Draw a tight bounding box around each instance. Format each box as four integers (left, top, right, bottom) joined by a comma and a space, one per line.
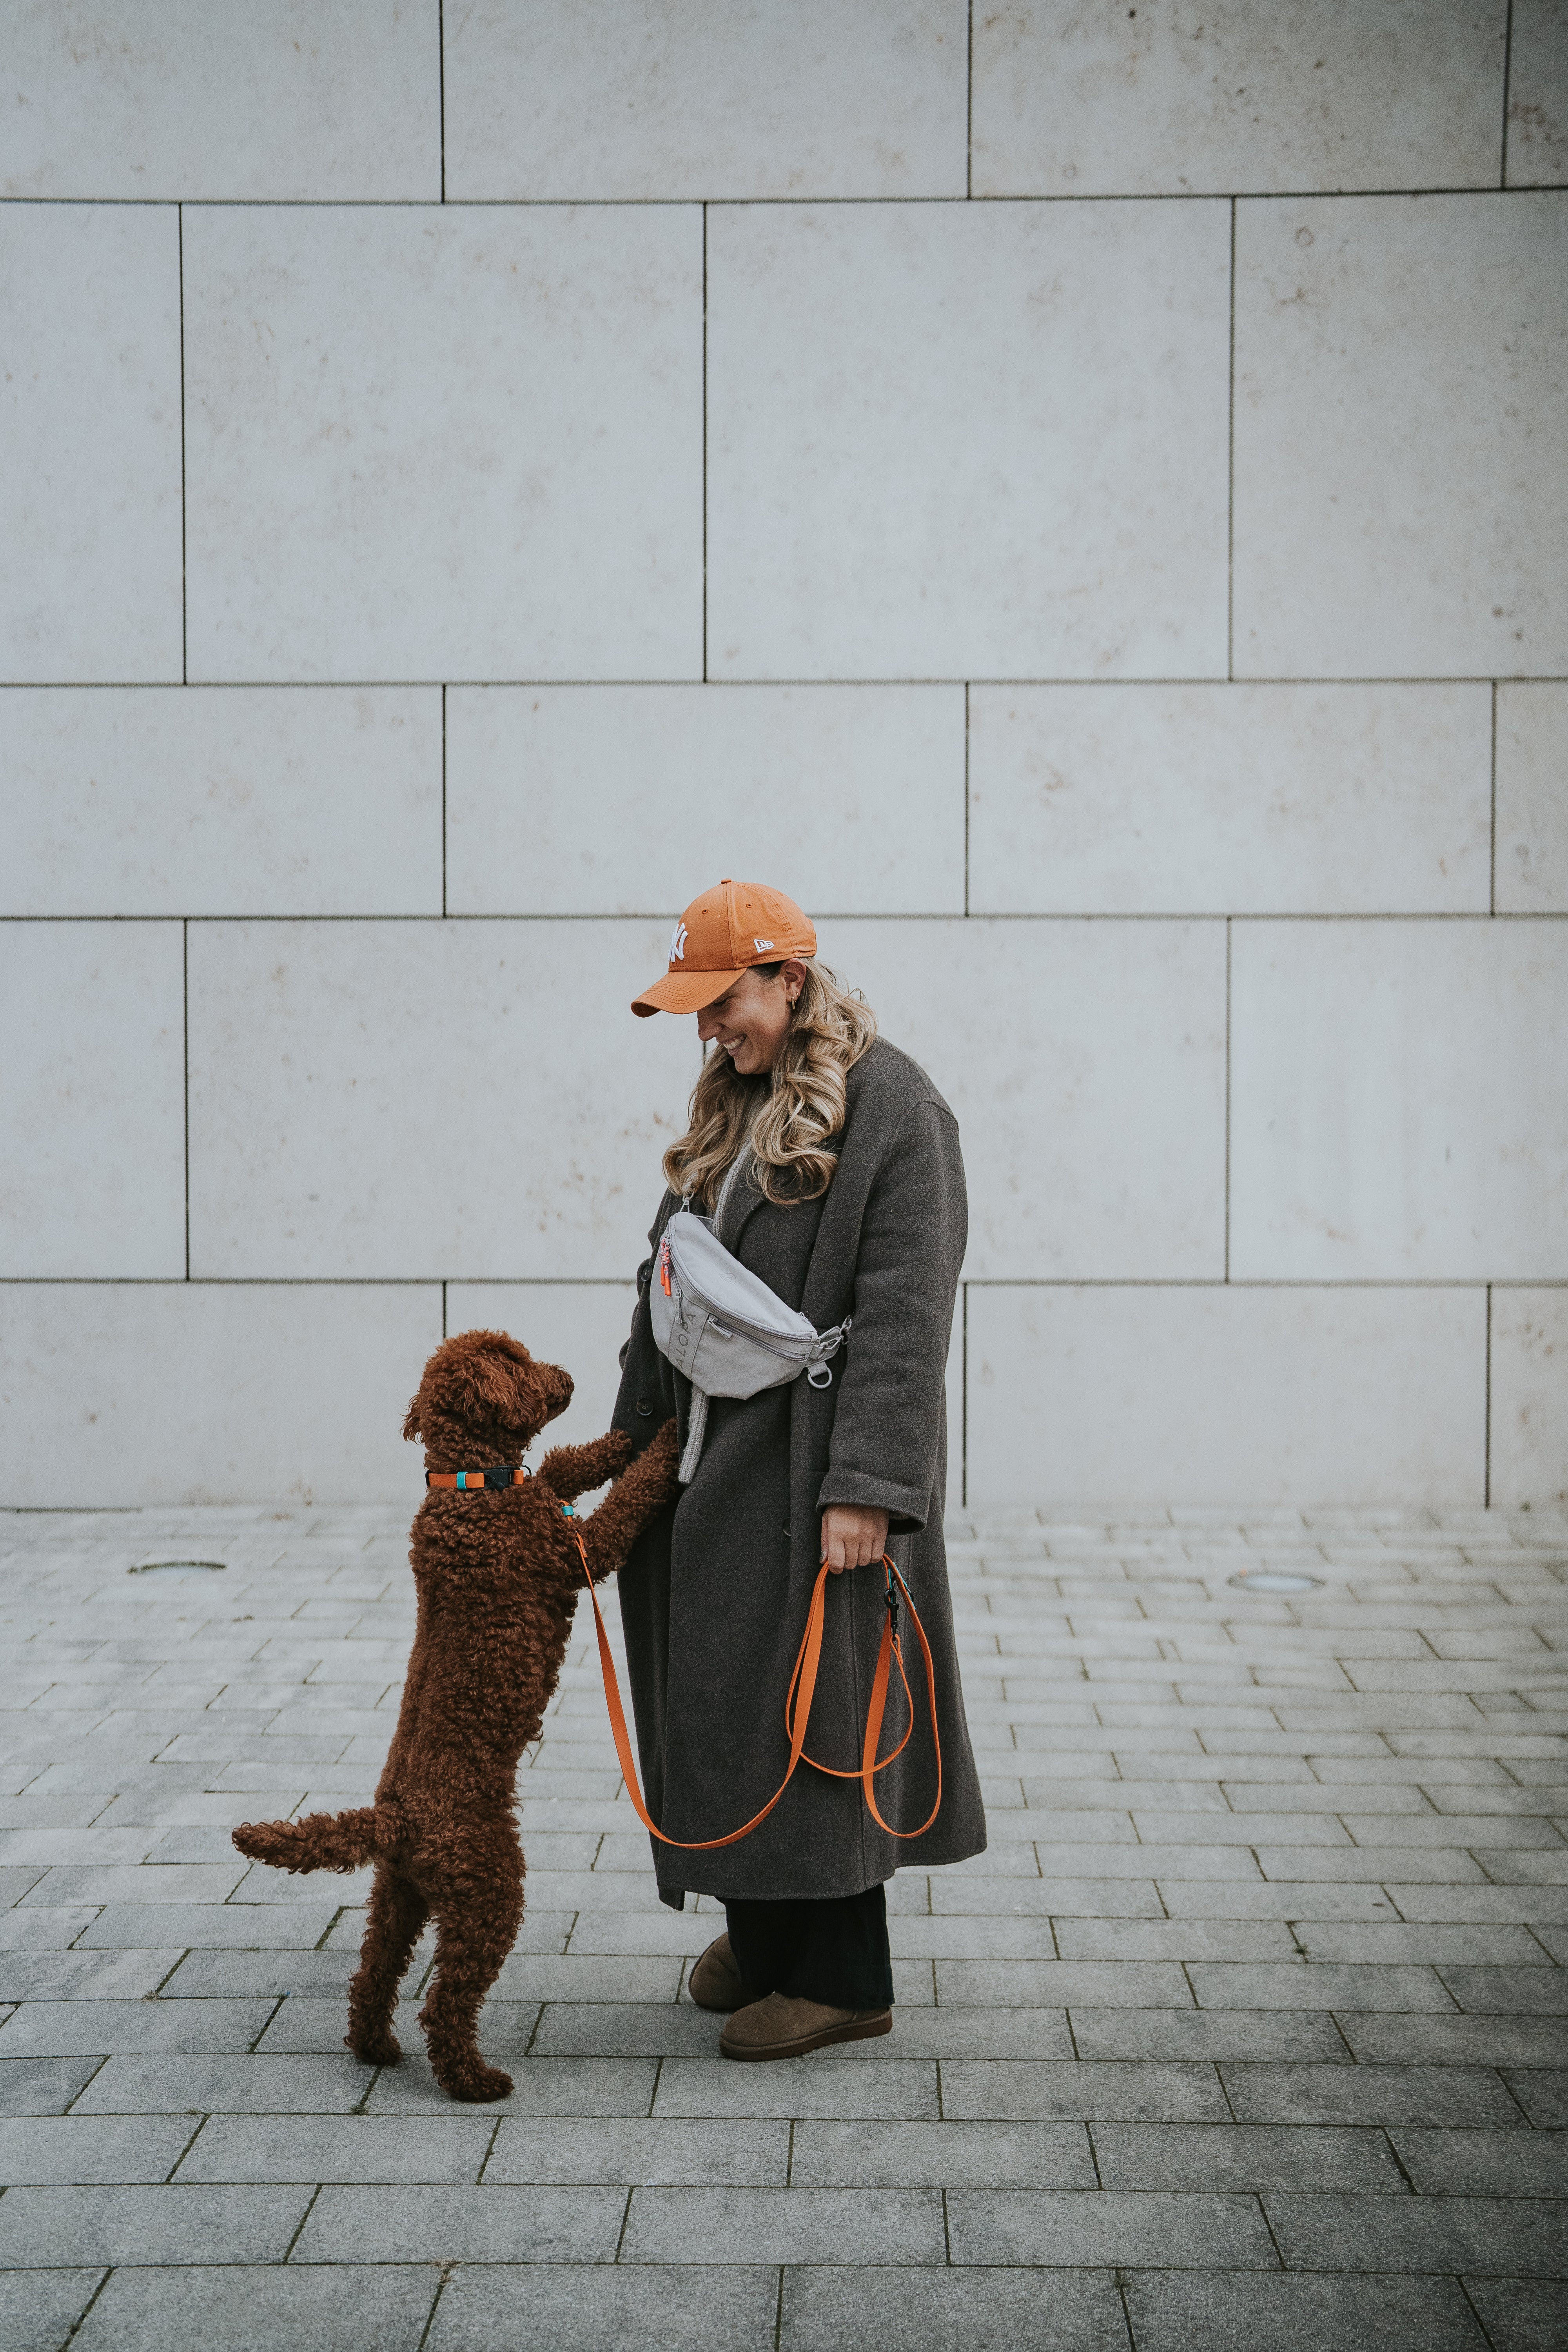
612, 1193, 686, 1460
815, 1098, 967, 1534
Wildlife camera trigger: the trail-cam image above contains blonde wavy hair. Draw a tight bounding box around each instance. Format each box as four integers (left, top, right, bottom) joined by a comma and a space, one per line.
662, 962, 878, 1210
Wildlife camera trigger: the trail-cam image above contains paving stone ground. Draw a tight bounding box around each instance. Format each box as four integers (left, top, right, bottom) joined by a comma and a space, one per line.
1, 1501, 1565, 2350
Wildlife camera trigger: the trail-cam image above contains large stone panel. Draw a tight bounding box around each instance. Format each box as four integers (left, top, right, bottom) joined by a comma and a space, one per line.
1495, 683, 1568, 913
971, 0, 1506, 197
446, 685, 964, 915
183, 206, 703, 683
443, 0, 967, 200
1233, 193, 1568, 679
1490, 1287, 1568, 1510
0, 205, 181, 683
1230, 920, 1568, 1281
967, 684, 1491, 915
0, 1283, 441, 1506
3, 688, 441, 917
707, 200, 1230, 680
0, 922, 184, 1279
966, 1285, 1487, 1508
1507, 0, 1568, 185
828, 918, 1227, 1281
186, 920, 696, 1281
0, 2, 439, 200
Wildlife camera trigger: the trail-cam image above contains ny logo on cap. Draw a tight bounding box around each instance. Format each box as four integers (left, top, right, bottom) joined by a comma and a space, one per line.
670, 921, 688, 964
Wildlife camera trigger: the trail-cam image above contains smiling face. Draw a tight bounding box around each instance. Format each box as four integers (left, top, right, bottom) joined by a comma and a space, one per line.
694, 960, 806, 1076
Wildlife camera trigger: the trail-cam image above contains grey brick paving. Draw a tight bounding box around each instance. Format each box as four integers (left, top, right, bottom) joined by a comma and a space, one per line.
780, 2265, 1130, 2348
0, 2057, 100, 2115
485, 2116, 788, 2184
1089, 2120, 1406, 2191
1505, 2070, 1568, 2125
1121, 2270, 1489, 2348
1460, 2276, 1568, 2348
2, 1503, 1564, 2345
1392, 2127, 1568, 2195
621, 2184, 946, 2264
0, 2115, 194, 2183
70, 2264, 438, 2351
426, 2264, 780, 2351
0, 2268, 105, 2352
947, 2186, 1278, 2267
1265, 2191, 1568, 2274
1219, 2060, 1530, 2126
0, 2181, 310, 2264
789, 2118, 1096, 2187
172, 2112, 496, 2182
291, 2181, 626, 2262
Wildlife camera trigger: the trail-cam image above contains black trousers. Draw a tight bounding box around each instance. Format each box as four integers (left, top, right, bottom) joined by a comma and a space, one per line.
722, 1883, 894, 2011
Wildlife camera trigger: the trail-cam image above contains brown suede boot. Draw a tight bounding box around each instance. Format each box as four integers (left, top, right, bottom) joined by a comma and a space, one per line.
719, 1991, 893, 2062
687, 1932, 761, 2013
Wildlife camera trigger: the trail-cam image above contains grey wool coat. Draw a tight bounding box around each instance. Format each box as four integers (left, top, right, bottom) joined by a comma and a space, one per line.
610, 1038, 987, 1906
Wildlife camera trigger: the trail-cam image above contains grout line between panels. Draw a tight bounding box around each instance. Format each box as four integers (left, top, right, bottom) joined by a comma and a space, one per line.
1485, 1284, 1493, 1510
1490, 680, 1498, 917
5, 1274, 1548, 1291
182, 919, 190, 1280
963, 682, 971, 916
2, 185, 1559, 207
1223, 918, 1232, 1282
177, 204, 187, 684
6, 674, 1559, 690
701, 204, 708, 684
1227, 196, 1236, 682
8, 912, 1561, 932
966, 1, 975, 201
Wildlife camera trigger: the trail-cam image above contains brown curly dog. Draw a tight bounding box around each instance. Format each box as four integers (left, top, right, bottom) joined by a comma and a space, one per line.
233, 1329, 678, 2103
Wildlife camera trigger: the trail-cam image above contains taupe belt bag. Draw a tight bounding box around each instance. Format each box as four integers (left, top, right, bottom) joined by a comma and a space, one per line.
650, 1207, 851, 1401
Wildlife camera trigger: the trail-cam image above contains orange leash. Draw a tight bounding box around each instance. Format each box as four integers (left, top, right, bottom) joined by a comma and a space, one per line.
566, 1519, 942, 1850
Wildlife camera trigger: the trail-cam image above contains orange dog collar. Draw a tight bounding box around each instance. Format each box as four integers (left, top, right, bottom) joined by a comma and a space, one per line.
425, 1467, 526, 1492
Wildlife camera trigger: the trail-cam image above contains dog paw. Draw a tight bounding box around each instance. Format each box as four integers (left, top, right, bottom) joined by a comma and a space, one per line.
345, 2032, 401, 2067
437, 2063, 513, 2103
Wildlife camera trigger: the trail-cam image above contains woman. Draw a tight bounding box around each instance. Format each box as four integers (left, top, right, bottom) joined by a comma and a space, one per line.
611, 878, 986, 2061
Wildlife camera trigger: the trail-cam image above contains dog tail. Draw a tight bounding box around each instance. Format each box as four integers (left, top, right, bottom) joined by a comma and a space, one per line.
232, 1805, 399, 1877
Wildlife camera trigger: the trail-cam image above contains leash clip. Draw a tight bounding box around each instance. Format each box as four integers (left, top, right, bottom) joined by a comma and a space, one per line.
884, 1557, 900, 1643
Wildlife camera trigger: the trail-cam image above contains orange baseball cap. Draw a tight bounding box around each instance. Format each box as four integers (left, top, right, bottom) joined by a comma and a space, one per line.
631, 879, 817, 1017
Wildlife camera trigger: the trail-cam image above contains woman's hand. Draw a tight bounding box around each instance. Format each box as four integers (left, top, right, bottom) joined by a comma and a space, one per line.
820, 1504, 889, 1573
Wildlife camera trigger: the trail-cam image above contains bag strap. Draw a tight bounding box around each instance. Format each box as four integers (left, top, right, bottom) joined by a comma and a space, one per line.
564, 1515, 941, 1849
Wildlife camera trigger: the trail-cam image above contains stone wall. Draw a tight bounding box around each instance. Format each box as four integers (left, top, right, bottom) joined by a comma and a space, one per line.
3, 3, 1564, 1508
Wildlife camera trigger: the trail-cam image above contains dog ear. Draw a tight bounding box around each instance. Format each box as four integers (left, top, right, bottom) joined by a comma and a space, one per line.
472, 1349, 538, 1423
402, 1395, 423, 1444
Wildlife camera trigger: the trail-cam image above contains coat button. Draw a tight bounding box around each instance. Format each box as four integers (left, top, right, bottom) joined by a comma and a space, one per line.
635, 1399, 654, 1418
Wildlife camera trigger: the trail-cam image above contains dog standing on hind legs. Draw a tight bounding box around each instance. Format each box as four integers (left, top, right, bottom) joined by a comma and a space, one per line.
233, 1330, 679, 2102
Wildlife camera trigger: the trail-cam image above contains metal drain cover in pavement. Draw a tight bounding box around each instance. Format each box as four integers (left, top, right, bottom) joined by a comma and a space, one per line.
129, 1560, 227, 1578
1228, 1571, 1323, 1594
